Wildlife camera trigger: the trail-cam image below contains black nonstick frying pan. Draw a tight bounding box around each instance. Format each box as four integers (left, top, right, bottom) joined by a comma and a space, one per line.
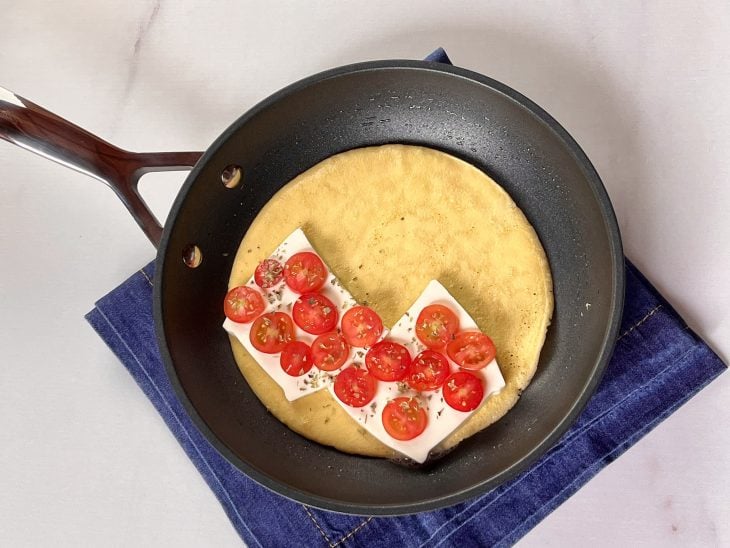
0, 60, 624, 515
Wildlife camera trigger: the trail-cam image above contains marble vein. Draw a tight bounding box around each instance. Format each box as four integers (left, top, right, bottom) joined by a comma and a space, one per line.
119, 0, 162, 111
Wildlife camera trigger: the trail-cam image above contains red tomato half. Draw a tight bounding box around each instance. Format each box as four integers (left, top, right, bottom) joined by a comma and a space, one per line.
333, 366, 377, 407
254, 258, 284, 289
284, 252, 327, 293
407, 350, 450, 391
415, 304, 460, 348
365, 341, 412, 382
446, 331, 496, 370
224, 286, 265, 323
341, 306, 384, 348
280, 341, 313, 376
442, 371, 484, 412
382, 397, 428, 441
292, 293, 339, 335
249, 312, 294, 354
311, 331, 350, 372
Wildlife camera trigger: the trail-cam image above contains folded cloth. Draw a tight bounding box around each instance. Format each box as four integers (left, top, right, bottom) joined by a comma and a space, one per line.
86, 51, 726, 547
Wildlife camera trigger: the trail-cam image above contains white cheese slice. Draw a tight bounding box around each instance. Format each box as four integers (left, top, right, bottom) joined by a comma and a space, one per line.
328, 280, 506, 463
224, 229, 504, 462
223, 228, 363, 401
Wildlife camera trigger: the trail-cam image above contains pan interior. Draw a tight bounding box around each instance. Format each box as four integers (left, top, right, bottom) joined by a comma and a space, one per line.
225, 144, 554, 460
156, 62, 622, 513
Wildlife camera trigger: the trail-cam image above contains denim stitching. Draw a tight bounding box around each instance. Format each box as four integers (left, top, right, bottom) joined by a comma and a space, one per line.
419, 305, 670, 547
302, 506, 371, 548
302, 506, 334, 547
139, 268, 154, 287
617, 304, 662, 341
332, 517, 373, 547
457, 345, 713, 548
95, 307, 264, 548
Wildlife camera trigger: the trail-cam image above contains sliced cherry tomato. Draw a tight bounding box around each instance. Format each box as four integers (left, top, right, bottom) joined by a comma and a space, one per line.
284, 252, 327, 293
341, 306, 383, 348
311, 331, 350, 372
407, 350, 450, 391
292, 293, 339, 335
254, 258, 284, 289
249, 312, 294, 354
442, 371, 484, 412
446, 331, 496, 370
333, 366, 377, 407
224, 286, 265, 323
365, 341, 411, 382
382, 397, 428, 441
415, 304, 460, 348
280, 341, 313, 377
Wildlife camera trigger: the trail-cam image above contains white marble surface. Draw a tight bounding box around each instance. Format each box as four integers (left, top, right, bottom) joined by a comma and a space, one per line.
1, 1, 728, 546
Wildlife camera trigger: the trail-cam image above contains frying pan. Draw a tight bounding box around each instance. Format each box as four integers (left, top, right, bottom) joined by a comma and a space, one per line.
0, 60, 624, 515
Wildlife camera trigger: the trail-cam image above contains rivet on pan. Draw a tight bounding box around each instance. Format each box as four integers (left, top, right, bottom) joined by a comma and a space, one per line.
221, 165, 243, 188
182, 244, 203, 268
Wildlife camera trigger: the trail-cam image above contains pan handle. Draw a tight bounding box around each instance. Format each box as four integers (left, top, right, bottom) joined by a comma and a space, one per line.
0, 86, 203, 248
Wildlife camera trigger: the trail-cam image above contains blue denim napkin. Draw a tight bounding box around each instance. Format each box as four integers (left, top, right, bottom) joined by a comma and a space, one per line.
86, 50, 726, 547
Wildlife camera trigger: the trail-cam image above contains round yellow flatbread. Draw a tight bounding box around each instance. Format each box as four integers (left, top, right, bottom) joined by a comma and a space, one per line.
227, 144, 553, 459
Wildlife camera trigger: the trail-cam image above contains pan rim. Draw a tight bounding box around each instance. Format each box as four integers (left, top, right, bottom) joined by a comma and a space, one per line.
154, 59, 625, 515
